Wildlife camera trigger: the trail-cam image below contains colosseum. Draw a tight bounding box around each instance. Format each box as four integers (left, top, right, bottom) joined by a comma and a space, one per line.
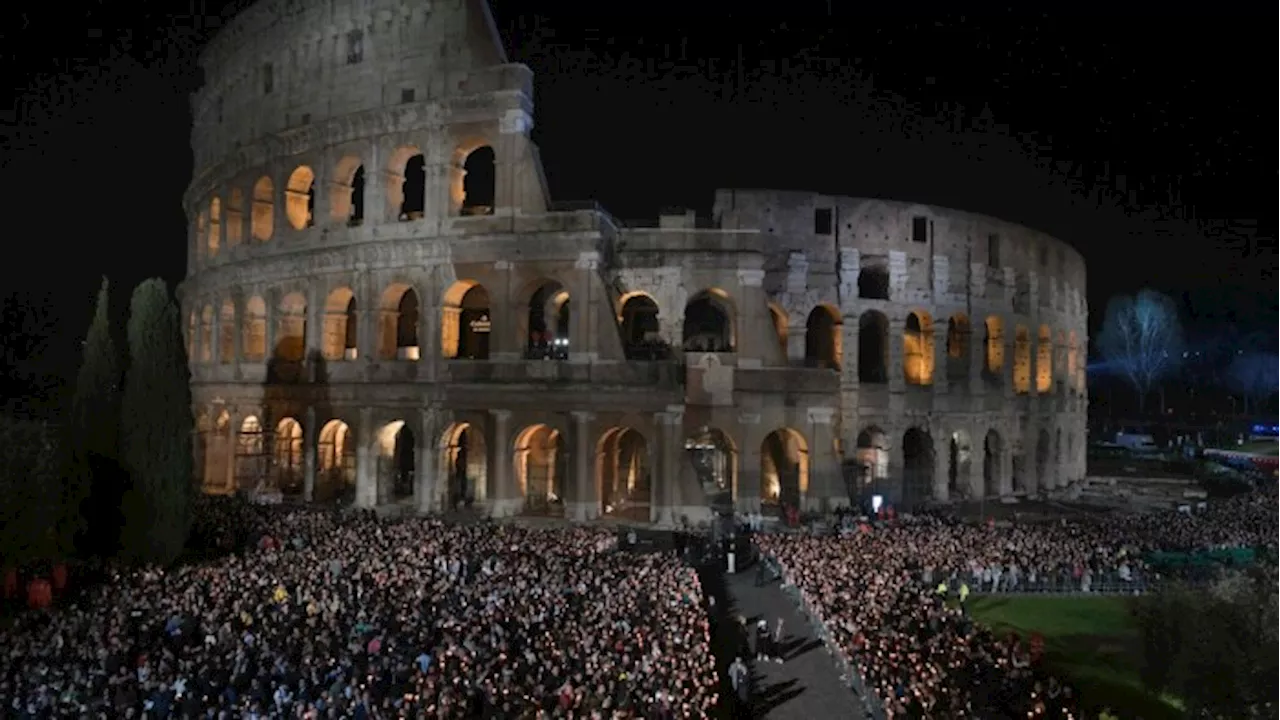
180, 0, 1088, 525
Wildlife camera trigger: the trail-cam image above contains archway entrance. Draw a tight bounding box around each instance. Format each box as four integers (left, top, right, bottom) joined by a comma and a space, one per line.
761, 429, 808, 513
515, 424, 564, 514
597, 428, 650, 521
948, 430, 972, 499
442, 281, 491, 360
686, 426, 736, 511
317, 419, 355, 503
983, 430, 1002, 497
804, 306, 842, 370
902, 428, 935, 507
854, 427, 889, 504
682, 290, 734, 353
525, 281, 570, 359
377, 421, 415, 503
442, 422, 487, 509
858, 311, 888, 383
204, 410, 233, 493
619, 293, 665, 359
274, 417, 304, 497
235, 416, 266, 492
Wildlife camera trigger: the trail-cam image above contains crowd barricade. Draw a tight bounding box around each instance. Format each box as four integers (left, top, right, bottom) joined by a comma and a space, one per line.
763, 553, 888, 720
952, 569, 1152, 596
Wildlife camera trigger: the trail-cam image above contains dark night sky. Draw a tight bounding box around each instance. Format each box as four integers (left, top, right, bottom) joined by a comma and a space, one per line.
1, 1, 1275, 361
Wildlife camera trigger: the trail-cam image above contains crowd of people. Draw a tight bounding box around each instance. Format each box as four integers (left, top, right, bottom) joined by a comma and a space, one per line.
2, 502, 719, 718
758, 489, 1278, 718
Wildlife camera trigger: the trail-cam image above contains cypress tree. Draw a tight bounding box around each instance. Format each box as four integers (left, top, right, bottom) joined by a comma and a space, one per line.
66, 277, 121, 552
119, 279, 194, 565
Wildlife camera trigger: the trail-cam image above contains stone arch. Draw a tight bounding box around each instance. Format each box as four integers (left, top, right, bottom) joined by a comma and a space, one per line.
686, 426, 738, 507
1036, 428, 1052, 490
1036, 324, 1053, 393
903, 310, 935, 385
376, 420, 415, 502
441, 280, 491, 359
857, 264, 890, 300
982, 429, 1002, 497
596, 426, 651, 520
761, 428, 808, 511
317, 418, 355, 502
854, 426, 889, 499
682, 289, 735, 352
274, 292, 306, 362
273, 417, 304, 496
242, 296, 267, 362
857, 310, 889, 383
983, 316, 1004, 379
388, 145, 425, 220
768, 303, 788, 361
226, 188, 244, 246
948, 429, 972, 498
377, 283, 420, 360
514, 424, 565, 514
195, 211, 207, 259
251, 175, 274, 241
805, 304, 842, 370
218, 300, 236, 364
1068, 331, 1080, 392
199, 304, 214, 363
619, 292, 664, 360
946, 313, 970, 382
322, 287, 358, 361
330, 155, 365, 224
902, 427, 934, 506
235, 415, 266, 491
459, 145, 496, 215
285, 165, 316, 230
186, 310, 197, 361
440, 421, 488, 508
1013, 325, 1031, 394
522, 279, 570, 359
208, 197, 222, 257
204, 410, 233, 492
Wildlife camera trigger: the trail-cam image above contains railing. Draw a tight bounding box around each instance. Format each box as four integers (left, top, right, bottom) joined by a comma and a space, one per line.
446, 358, 681, 388
932, 569, 1155, 596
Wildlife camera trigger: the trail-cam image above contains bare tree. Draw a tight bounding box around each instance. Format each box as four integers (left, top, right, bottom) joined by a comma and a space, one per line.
1096, 289, 1185, 414
1225, 351, 1279, 416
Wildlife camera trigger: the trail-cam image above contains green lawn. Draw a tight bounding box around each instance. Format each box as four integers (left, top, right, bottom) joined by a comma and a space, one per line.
968, 595, 1184, 720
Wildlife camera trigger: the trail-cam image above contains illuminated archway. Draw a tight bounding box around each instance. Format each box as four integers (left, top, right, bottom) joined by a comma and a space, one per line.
251, 176, 274, 241
242, 296, 267, 362
761, 428, 808, 511
804, 305, 842, 370
285, 166, 316, 230
441, 422, 488, 508
388, 146, 424, 220
686, 426, 737, 508
208, 197, 222, 257
619, 293, 664, 359
946, 313, 970, 382
235, 416, 265, 492
1068, 331, 1080, 392
199, 305, 214, 364
273, 417, 304, 495
983, 316, 1004, 380
317, 419, 355, 502
903, 311, 934, 385
218, 300, 236, 364
378, 284, 420, 360
597, 427, 651, 520
523, 280, 570, 359
322, 287, 358, 361
514, 424, 564, 514
682, 289, 734, 353
441, 280, 491, 359
204, 410, 233, 492
377, 420, 415, 502
460, 145, 496, 215
275, 292, 306, 362
330, 156, 365, 224
1036, 325, 1053, 393
854, 427, 889, 500
1013, 325, 1031, 394
226, 188, 244, 246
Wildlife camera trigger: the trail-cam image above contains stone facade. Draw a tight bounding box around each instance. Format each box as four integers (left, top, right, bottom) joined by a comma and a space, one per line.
179, 0, 1088, 525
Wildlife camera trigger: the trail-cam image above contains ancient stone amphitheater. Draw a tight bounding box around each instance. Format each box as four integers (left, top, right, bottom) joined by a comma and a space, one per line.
180, 0, 1088, 524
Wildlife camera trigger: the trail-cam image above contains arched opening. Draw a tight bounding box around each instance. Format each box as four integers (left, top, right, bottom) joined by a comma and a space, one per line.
682, 289, 734, 353
1012, 448, 1027, 494
251, 176, 274, 241
948, 430, 972, 498
441, 281, 490, 360
1036, 428, 1052, 490
317, 419, 355, 503
330, 156, 365, 225
982, 430, 1002, 497
857, 311, 889, 383
461, 145, 496, 215
378, 285, 420, 360
199, 305, 214, 363
322, 287, 358, 361
442, 422, 488, 508
761, 428, 808, 512
903, 311, 935, 385
857, 265, 890, 300
619, 293, 666, 360
525, 281, 570, 359
946, 313, 970, 383
285, 166, 316, 230
1036, 324, 1053, 394
235, 416, 266, 492
1013, 325, 1031, 394
804, 305, 842, 370
242, 296, 267, 362
187, 311, 197, 361
854, 427, 889, 502
769, 304, 789, 362
218, 300, 236, 364
686, 426, 737, 510
983, 316, 1004, 382
195, 212, 207, 261
399, 153, 426, 220
515, 424, 564, 515
208, 197, 222, 257
1067, 331, 1080, 393
226, 188, 244, 246
902, 427, 934, 507
275, 292, 307, 362
349, 167, 366, 225
204, 410, 233, 492
377, 421, 415, 502
597, 427, 651, 520
273, 417, 304, 496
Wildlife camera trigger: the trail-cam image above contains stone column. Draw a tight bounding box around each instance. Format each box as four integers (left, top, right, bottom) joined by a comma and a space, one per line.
570, 252, 600, 364
263, 290, 277, 366
888, 311, 906, 394
653, 407, 683, 527
806, 407, 842, 510
735, 269, 767, 368
932, 432, 950, 503
354, 407, 377, 508
490, 260, 518, 361
303, 405, 317, 502
232, 296, 244, 379
305, 285, 321, 379
968, 436, 985, 499
968, 316, 984, 395
786, 324, 805, 366
569, 411, 597, 521
931, 323, 947, 395
489, 410, 520, 517
416, 408, 440, 514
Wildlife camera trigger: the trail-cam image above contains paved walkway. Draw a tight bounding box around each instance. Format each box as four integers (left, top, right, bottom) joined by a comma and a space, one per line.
724, 565, 874, 719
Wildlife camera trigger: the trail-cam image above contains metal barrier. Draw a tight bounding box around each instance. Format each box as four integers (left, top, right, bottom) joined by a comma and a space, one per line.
939, 569, 1153, 596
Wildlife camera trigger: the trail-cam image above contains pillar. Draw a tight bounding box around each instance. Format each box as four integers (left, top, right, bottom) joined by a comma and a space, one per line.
232, 296, 244, 378
354, 407, 377, 508
653, 407, 682, 527
930, 322, 947, 395
786, 324, 805, 366
932, 433, 950, 503
570, 253, 599, 364
263, 291, 277, 366
569, 411, 597, 521
303, 406, 317, 502
806, 407, 843, 510
416, 408, 440, 513
489, 410, 520, 517
491, 261, 518, 361
735, 269, 768, 368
